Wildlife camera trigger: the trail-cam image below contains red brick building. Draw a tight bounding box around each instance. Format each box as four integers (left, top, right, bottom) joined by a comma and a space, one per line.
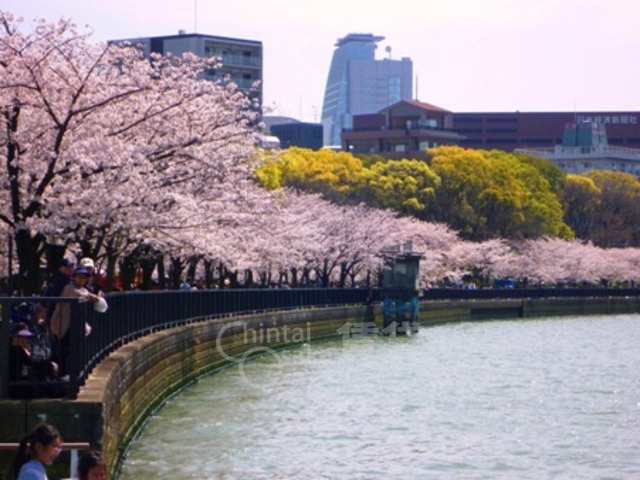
344, 107, 640, 155
452, 111, 640, 151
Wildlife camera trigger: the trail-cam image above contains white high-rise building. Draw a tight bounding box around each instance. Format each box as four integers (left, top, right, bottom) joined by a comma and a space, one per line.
321, 33, 412, 146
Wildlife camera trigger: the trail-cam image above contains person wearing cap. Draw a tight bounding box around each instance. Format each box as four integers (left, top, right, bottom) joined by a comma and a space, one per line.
50, 266, 102, 377
9, 326, 59, 385
79, 257, 104, 297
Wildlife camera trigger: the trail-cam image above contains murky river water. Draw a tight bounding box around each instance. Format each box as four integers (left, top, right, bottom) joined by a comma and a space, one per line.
119, 314, 640, 479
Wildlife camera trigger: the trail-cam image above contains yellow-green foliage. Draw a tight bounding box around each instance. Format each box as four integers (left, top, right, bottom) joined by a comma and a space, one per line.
256, 145, 575, 241
429, 147, 572, 240
255, 147, 365, 196
356, 159, 440, 213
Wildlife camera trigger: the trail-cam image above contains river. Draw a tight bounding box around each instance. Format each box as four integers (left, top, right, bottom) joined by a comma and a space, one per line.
119, 314, 640, 479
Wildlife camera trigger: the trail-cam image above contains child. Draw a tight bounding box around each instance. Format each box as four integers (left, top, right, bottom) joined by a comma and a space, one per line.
76, 450, 107, 480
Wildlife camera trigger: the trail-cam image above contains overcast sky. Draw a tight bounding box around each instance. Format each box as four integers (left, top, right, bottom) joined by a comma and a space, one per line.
3, 0, 639, 122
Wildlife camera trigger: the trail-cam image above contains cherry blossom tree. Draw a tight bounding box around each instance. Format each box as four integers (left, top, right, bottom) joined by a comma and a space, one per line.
0, 12, 259, 293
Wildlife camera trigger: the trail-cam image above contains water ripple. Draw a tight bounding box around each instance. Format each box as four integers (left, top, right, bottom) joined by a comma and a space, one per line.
120, 314, 640, 479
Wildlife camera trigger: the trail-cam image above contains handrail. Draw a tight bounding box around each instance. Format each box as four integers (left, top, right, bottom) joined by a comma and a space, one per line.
2, 288, 640, 400
1, 289, 372, 400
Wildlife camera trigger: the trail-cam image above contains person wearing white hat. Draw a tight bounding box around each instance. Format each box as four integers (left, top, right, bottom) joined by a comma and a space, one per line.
50, 267, 101, 376
79, 257, 105, 298
79, 257, 95, 271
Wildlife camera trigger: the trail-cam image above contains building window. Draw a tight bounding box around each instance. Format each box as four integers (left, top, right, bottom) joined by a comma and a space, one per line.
487, 117, 516, 123
388, 76, 401, 105
486, 138, 516, 144
487, 128, 517, 133
522, 138, 554, 145
454, 118, 482, 123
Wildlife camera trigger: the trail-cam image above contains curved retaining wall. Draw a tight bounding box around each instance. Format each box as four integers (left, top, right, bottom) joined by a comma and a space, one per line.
1, 297, 639, 476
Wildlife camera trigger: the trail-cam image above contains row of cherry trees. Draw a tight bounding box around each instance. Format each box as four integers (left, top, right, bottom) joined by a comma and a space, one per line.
0, 12, 261, 293
2, 11, 640, 294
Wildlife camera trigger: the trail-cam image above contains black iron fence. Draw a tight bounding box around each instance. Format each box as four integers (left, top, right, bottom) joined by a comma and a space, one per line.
421, 287, 640, 300
2, 287, 640, 400
0, 288, 372, 399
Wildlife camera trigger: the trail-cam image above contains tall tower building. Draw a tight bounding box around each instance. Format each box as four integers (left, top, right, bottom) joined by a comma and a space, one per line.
321, 33, 413, 146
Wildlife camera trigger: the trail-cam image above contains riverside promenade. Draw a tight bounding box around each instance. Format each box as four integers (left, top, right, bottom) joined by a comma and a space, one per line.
1, 288, 639, 477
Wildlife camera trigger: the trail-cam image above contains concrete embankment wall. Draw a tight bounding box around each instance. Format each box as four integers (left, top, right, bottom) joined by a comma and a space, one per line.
1, 297, 638, 477
0, 306, 368, 477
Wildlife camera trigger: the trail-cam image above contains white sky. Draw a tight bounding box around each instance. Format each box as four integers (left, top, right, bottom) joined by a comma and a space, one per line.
3, 0, 640, 122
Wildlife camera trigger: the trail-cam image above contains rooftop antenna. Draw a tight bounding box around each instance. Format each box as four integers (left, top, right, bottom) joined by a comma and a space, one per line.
415, 75, 419, 101
194, 0, 198, 32
385, 45, 392, 59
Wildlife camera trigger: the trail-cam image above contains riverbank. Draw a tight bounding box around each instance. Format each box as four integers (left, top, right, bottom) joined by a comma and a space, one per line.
1, 296, 638, 477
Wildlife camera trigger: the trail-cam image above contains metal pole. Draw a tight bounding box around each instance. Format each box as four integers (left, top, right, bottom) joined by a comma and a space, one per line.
8, 234, 12, 289
194, 0, 198, 32
70, 448, 79, 478
0, 299, 11, 398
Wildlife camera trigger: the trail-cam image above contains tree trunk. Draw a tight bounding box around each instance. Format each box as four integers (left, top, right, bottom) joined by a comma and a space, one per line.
186, 256, 200, 283
156, 254, 167, 289
119, 252, 138, 291
14, 229, 45, 295
105, 249, 119, 292
289, 267, 299, 288
168, 256, 184, 290
139, 255, 156, 291
203, 259, 214, 289
42, 243, 68, 290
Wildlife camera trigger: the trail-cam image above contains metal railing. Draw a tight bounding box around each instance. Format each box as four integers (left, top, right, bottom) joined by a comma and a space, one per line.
421, 287, 640, 300
2, 287, 640, 400
1, 289, 371, 399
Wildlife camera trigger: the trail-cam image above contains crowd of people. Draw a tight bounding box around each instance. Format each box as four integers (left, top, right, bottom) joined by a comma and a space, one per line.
7, 257, 107, 398
6, 423, 107, 480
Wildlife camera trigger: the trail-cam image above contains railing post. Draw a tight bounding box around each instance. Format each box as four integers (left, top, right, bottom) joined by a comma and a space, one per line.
70, 447, 79, 478
66, 301, 84, 399
0, 299, 11, 398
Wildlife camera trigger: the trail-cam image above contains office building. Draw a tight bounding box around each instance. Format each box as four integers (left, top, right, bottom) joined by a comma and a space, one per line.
322, 33, 413, 146
111, 32, 263, 105
452, 111, 640, 151
516, 121, 640, 176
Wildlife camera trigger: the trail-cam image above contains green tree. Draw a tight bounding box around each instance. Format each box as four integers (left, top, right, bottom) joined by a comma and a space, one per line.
562, 174, 602, 240
255, 147, 365, 201
355, 159, 440, 215
428, 147, 571, 240
583, 170, 640, 247
515, 152, 567, 195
